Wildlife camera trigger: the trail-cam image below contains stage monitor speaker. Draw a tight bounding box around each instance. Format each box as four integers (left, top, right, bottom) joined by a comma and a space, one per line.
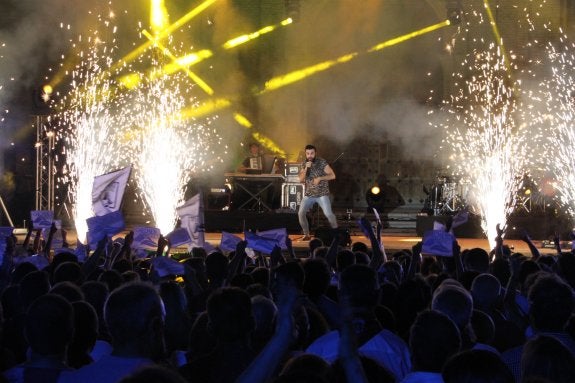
314, 226, 352, 247
206, 192, 231, 211
282, 183, 304, 211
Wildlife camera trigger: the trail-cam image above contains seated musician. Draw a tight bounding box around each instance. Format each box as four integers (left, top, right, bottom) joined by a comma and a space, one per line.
237, 142, 264, 174
237, 142, 279, 174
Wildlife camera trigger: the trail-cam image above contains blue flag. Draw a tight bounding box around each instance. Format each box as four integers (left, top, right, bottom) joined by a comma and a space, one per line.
220, 231, 242, 252
132, 227, 161, 251
31, 210, 54, 229
151, 257, 185, 278
245, 231, 277, 255
422, 230, 455, 257
166, 227, 192, 248
257, 227, 288, 250
86, 210, 125, 249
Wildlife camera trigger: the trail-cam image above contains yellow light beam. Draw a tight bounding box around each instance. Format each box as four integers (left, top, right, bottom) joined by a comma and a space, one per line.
152, 17, 292, 81
368, 20, 450, 52
109, 0, 218, 74
141, 29, 285, 154
163, 50, 214, 74
259, 53, 358, 94
150, 0, 170, 35
178, 98, 232, 120
141, 29, 215, 95
252, 131, 286, 157
223, 18, 293, 49
259, 20, 450, 94
483, 0, 511, 72
233, 113, 253, 128
183, 20, 449, 155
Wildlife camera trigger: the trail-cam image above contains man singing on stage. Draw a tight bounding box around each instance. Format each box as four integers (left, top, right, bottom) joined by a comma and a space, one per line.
297, 144, 338, 241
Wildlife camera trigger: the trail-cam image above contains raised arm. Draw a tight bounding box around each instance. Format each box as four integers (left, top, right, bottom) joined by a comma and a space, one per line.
521, 229, 541, 260
357, 216, 386, 270
338, 293, 368, 383
453, 239, 464, 280
21, 220, 33, 252
406, 241, 422, 280
553, 232, 563, 256
493, 224, 504, 260
325, 231, 340, 269
235, 275, 298, 383
81, 236, 107, 276
43, 222, 58, 258
285, 237, 296, 261
503, 255, 529, 331
270, 245, 286, 269
228, 240, 248, 278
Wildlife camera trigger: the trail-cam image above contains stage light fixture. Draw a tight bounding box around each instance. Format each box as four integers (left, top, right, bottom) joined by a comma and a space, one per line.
366, 184, 384, 211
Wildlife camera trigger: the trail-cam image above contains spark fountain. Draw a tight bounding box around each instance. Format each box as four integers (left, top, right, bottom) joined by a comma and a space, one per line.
56, 21, 128, 242
130, 57, 224, 234
438, 44, 528, 248
534, 35, 575, 217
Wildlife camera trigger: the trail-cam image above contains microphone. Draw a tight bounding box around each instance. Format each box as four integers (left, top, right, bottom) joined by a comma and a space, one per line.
305, 161, 311, 177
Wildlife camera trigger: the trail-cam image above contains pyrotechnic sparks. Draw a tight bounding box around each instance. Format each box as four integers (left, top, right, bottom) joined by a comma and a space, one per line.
130, 58, 224, 234
438, 44, 528, 247
49, 4, 227, 239
55, 20, 129, 242
0, 42, 10, 129
532, 35, 575, 216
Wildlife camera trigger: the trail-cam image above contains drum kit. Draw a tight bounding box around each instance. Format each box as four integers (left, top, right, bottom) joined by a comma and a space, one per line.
425, 175, 469, 216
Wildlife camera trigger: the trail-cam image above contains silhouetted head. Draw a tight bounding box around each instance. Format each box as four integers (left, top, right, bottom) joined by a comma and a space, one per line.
409, 309, 461, 372
104, 282, 166, 358
443, 349, 514, 383
25, 293, 74, 356
206, 287, 254, 342
521, 334, 575, 383
528, 273, 574, 332
338, 264, 380, 309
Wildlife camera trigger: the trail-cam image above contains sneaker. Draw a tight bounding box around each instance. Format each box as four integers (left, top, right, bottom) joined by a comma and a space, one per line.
298, 235, 312, 241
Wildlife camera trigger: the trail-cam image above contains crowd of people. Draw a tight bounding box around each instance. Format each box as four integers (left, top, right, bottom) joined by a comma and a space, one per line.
1, 214, 575, 383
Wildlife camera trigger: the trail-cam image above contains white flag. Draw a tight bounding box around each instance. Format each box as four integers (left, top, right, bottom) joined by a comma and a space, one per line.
92, 166, 132, 216
176, 193, 205, 249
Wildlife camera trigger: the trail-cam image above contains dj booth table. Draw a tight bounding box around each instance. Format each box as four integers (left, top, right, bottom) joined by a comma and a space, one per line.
224, 173, 285, 212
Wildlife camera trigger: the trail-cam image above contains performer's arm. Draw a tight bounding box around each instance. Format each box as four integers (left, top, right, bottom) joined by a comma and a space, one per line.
312, 164, 336, 185
298, 164, 307, 183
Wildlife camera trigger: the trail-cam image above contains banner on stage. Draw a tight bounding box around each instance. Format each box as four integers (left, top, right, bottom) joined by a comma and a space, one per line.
177, 193, 205, 249
92, 166, 132, 216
